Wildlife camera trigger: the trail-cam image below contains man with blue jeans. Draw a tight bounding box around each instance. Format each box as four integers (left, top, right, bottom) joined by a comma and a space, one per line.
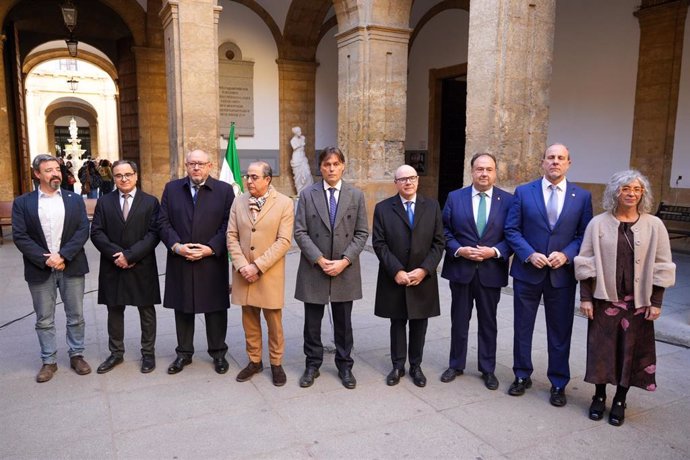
13, 154, 92, 382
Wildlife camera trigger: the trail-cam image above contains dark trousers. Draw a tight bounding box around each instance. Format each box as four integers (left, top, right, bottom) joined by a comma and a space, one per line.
449, 277, 501, 373
174, 310, 228, 360
303, 301, 353, 371
107, 304, 157, 357
390, 318, 428, 370
512, 277, 575, 388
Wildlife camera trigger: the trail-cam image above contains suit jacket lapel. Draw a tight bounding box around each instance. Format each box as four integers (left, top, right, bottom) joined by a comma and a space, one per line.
59, 191, 75, 246
391, 196, 410, 228
252, 189, 277, 225
126, 191, 142, 223
333, 182, 352, 229
29, 191, 49, 250
555, 182, 576, 229
530, 180, 549, 225
461, 188, 479, 237
312, 182, 331, 229
485, 190, 504, 234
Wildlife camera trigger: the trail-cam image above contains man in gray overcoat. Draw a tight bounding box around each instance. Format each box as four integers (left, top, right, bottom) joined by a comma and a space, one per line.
372, 165, 445, 387
294, 147, 368, 389
90, 160, 160, 374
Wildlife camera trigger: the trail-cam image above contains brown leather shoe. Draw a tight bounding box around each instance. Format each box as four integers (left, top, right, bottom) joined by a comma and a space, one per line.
36, 363, 57, 383
70, 356, 92, 375
236, 361, 263, 382
271, 364, 287, 387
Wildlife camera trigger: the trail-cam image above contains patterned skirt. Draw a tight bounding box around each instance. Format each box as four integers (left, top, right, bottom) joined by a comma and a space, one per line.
584, 297, 657, 391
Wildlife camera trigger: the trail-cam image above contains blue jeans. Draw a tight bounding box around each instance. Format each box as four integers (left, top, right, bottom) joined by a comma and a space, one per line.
28, 271, 86, 364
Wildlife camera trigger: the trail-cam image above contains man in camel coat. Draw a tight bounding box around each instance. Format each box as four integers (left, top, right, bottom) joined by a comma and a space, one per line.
227, 161, 294, 386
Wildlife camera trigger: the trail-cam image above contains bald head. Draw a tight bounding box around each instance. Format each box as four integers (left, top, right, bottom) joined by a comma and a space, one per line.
394, 164, 419, 200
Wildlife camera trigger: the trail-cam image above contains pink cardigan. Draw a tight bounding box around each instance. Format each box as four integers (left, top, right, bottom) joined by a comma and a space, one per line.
574, 212, 675, 308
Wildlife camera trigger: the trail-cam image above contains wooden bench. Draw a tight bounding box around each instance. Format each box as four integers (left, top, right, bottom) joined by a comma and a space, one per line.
0, 201, 11, 245
0, 198, 99, 245
656, 202, 690, 240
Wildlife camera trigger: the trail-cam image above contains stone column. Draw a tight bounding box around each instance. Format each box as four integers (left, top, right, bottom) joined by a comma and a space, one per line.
276, 59, 317, 195
466, 0, 556, 187
0, 36, 18, 200
133, 46, 170, 196
336, 25, 411, 211
160, 0, 222, 179
630, 0, 688, 202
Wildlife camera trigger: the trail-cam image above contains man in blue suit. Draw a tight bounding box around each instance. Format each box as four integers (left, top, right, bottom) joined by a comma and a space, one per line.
505, 143, 592, 406
12, 154, 92, 382
440, 153, 513, 390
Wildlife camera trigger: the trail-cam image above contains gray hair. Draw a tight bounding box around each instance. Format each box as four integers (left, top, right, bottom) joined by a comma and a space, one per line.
249, 161, 273, 183
32, 154, 60, 171
112, 160, 138, 174
602, 169, 653, 214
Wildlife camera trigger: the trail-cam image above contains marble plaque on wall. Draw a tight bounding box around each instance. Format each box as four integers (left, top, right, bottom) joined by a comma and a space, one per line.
219, 42, 254, 137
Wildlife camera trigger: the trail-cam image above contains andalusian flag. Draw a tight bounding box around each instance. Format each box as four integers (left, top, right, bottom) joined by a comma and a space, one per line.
220, 122, 243, 195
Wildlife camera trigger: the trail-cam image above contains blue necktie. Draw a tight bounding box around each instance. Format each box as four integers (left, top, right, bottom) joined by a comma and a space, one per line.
328, 187, 337, 228
476, 192, 487, 236
192, 185, 199, 205
546, 184, 558, 229
406, 201, 414, 226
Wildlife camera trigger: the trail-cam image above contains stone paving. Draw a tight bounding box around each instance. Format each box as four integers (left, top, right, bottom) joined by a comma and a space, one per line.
1, 239, 689, 459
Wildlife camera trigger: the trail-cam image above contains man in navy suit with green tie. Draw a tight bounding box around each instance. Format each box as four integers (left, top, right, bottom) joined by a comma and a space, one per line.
440, 153, 513, 390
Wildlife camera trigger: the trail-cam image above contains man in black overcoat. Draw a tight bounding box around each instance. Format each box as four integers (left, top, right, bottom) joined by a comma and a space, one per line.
372, 164, 445, 387
90, 160, 161, 374
158, 149, 235, 375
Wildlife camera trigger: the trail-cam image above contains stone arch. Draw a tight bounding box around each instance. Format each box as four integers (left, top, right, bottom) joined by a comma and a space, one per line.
332, 0, 413, 32
318, 14, 338, 43
23, 49, 118, 83
0, 0, 146, 48
228, 0, 283, 50
282, 0, 332, 60
45, 99, 99, 158
409, 0, 469, 53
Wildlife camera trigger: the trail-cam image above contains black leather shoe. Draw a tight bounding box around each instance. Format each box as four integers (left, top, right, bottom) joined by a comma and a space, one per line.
386, 368, 405, 386
299, 367, 320, 388
508, 377, 532, 396
338, 368, 357, 389
550, 386, 567, 407
236, 361, 263, 382
440, 368, 463, 383
167, 356, 192, 374
410, 366, 427, 388
97, 355, 123, 374
214, 357, 229, 374
589, 395, 606, 421
141, 355, 156, 374
481, 372, 499, 390
609, 400, 626, 426
271, 365, 287, 386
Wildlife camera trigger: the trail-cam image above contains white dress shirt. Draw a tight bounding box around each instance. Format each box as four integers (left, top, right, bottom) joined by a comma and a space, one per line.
323, 179, 342, 214
38, 189, 65, 254
542, 177, 567, 217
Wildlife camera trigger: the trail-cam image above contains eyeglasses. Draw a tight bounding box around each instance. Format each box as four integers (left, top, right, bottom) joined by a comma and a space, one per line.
394, 175, 418, 184
242, 174, 266, 181
114, 173, 136, 181
185, 161, 209, 169
620, 186, 644, 195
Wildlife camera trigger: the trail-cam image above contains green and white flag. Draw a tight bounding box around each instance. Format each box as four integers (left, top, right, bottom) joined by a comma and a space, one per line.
219, 122, 244, 196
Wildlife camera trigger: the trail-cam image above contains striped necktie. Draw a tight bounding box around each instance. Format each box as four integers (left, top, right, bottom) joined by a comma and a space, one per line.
328, 187, 337, 228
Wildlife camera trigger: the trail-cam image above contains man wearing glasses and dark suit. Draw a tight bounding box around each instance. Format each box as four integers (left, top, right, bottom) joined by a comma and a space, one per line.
158, 149, 235, 375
